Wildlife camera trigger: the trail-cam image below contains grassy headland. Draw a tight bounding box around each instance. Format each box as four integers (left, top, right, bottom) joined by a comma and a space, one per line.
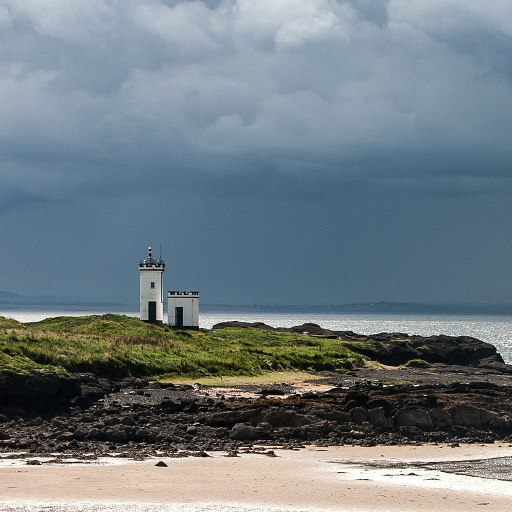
0, 314, 364, 380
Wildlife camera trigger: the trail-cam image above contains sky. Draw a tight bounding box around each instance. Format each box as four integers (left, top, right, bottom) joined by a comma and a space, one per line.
1, 0, 512, 307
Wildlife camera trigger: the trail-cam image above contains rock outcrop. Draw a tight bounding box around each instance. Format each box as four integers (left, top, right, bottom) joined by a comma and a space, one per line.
0, 371, 80, 409
213, 322, 506, 368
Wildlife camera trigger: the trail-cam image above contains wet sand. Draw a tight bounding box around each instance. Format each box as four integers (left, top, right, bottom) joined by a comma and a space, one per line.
2, 445, 512, 511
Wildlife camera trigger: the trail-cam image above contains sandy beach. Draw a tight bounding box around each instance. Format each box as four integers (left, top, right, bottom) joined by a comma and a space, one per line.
2, 444, 512, 511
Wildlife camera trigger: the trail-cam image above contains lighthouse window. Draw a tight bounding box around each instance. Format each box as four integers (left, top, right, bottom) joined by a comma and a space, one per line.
150, 282, 155, 289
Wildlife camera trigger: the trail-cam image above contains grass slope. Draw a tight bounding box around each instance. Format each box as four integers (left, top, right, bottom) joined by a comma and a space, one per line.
0, 314, 365, 379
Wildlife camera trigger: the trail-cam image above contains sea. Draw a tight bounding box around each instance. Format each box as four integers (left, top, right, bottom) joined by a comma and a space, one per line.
2, 309, 512, 364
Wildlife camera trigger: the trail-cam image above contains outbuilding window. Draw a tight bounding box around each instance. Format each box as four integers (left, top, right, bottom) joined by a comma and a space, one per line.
150, 282, 155, 289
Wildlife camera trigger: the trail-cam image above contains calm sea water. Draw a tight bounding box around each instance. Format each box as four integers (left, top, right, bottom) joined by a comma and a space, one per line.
2, 310, 512, 364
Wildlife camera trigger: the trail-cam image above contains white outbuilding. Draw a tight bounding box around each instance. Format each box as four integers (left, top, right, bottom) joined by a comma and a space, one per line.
138, 247, 200, 328
167, 291, 199, 329
138, 247, 165, 324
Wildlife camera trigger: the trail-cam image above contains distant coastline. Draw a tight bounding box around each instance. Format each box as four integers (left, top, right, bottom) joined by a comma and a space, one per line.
201, 301, 512, 316
2, 289, 512, 316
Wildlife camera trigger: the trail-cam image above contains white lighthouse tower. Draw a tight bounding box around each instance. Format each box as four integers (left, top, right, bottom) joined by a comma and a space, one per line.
139, 247, 165, 324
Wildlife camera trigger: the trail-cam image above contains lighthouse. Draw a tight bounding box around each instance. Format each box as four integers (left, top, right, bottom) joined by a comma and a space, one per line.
139, 247, 165, 324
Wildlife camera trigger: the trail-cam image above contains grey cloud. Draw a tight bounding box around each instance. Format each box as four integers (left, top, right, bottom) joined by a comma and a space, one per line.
0, 0, 512, 207
347, 0, 389, 27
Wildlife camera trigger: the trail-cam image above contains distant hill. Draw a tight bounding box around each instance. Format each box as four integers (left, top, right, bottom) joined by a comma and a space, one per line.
0, 290, 23, 300
2, 290, 512, 315
0, 289, 133, 312
201, 301, 512, 315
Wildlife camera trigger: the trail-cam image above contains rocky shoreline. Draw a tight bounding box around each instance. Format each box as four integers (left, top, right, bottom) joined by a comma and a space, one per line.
2, 324, 512, 460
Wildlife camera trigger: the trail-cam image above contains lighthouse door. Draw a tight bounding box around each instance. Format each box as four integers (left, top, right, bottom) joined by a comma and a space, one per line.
148, 301, 157, 322
175, 307, 184, 327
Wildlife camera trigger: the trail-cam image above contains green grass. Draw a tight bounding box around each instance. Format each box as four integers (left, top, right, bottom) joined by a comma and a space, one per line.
0, 315, 365, 379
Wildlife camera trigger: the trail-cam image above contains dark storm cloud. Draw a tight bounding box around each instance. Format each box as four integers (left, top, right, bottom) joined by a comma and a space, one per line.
4, 0, 512, 308
1, 0, 512, 210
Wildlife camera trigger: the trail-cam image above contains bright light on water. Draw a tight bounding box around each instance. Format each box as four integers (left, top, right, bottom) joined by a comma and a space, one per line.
3, 310, 512, 364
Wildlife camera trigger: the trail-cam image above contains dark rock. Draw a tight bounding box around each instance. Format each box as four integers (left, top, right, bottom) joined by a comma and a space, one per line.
104, 426, 127, 443
155, 461, 168, 467
73, 428, 88, 440
482, 410, 506, 429
345, 400, 359, 411
57, 432, 75, 442
86, 428, 104, 441
350, 407, 367, 425
212, 321, 276, 331
160, 400, 182, 413
259, 408, 311, 428
448, 405, 484, 427
367, 407, 393, 428
205, 409, 259, 427
71, 396, 93, 408
182, 401, 199, 413
257, 389, 286, 396
0, 372, 81, 409
132, 378, 149, 389
134, 428, 150, 441
366, 398, 392, 415
120, 416, 136, 426
429, 408, 453, 428
116, 377, 136, 389
318, 410, 352, 423
299, 393, 319, 399
103, 417, 120, 426
345, 391, 369, 406
81, 386, 106, 402
230, 423, 259, 441
395, 407, 433, 429
287, 323, 334, 336
2, 406, 27, 417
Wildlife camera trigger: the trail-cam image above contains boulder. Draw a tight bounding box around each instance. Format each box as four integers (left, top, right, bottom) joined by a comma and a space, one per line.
73, 428, 88, 440
230, 423, 259, 441
344, 391, 369, 406
259, 409, 311, 428
482, 411, 506, 429
395, 407, 433, 429
367, 407, 393, 428
350, 407, 367, 425
205, 409, 259, 427
449, 406, 508, 429
429, 408, 453, 428
103, 417, 120, 426
134, 428, 150, 441
120, 416, 137, 426
448, 405, 484, 427
104, 426, 128, 443
319, 411, 352, 423
366, 398, 393, 416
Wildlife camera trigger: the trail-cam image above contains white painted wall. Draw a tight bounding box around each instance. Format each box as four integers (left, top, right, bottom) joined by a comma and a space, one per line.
167, 291, 199, 328
139, 249, 165, 323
